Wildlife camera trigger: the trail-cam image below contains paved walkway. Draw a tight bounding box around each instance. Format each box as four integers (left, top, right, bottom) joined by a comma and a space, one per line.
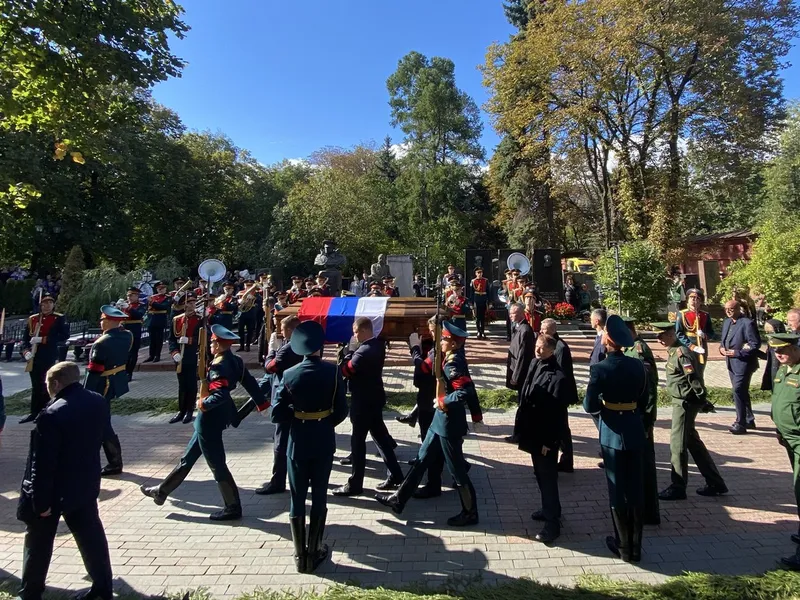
0, 396, 795, 598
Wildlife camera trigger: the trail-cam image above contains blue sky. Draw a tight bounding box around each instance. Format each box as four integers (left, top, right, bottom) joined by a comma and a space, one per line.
152, 0, 800, 166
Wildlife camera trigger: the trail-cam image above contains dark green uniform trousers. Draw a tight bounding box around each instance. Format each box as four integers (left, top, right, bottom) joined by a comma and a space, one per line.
669, 401, 724, 490
19, 503, 112, 600
643, 425, 660, 522
784, 444, 800, 522
288, 454, 334, 519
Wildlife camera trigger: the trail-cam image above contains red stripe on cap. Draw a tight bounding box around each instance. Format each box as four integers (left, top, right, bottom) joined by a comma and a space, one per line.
209, 378, 229, 391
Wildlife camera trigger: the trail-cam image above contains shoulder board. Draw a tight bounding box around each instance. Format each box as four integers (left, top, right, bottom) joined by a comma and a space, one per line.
54, 312, 64, 317
212, 355, 225, 365
29, 314, 38, 322
173, 314, 182, 321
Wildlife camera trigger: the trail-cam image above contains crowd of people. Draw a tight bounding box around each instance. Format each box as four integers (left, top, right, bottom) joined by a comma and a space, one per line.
6, 264, 800, 600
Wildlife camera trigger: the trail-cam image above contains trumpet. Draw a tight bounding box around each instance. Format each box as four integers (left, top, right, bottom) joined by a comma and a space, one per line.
115, 298, 130, 310
237, 282, 261, 312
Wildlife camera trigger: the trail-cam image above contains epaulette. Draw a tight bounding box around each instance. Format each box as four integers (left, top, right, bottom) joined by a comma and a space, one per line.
54, 312, 64, 317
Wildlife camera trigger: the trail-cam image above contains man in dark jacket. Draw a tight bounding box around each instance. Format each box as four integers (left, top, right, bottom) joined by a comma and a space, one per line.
18, 361, 113, 600
719, 300, 761, 434
540, 318, 578, 473
334, 317, 404, 496
589, 308, 608, 366
506, 303, 535, 443
517, 334, 568, 543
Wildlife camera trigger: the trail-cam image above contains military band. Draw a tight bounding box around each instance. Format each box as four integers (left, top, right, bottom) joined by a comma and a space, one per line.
144, 281, 171, 363
470, 267, 489, 339
168, 292, 201, 425
121, 287, 145, 381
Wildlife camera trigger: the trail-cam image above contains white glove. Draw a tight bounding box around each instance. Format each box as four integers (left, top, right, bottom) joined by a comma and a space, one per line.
694, 346, 706, 355
178, 336, 189, 345
23, 351, 32, 361
30, 336, 42, 344
697, 330, 705, 340
268, 332, 279, 354
408, 333, 421, 349
172, 353, 182, 364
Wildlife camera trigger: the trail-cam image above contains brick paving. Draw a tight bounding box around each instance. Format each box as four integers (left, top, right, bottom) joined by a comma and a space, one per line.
0, 328, 788, 597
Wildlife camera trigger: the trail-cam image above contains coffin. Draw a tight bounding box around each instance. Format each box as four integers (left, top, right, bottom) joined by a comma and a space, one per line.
275, 297, 438, 341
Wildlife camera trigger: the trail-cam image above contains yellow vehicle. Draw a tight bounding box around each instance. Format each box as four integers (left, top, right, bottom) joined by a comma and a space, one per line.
566, 258, 595, 274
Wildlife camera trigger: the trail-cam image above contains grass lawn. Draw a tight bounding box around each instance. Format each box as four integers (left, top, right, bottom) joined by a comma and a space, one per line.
3, 571, 800, 600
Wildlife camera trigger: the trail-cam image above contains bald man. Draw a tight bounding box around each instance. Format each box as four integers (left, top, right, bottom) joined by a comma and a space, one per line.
719, 300, 761, 435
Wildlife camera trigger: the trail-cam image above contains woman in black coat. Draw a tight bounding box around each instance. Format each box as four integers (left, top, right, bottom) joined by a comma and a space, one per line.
759, 319, 786, 391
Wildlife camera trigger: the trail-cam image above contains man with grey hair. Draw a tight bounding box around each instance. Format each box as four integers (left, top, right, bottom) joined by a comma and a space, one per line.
589, 309, 608, 366
719, 299, 761, 434
540, 318, 578, 473
506, 303, 535, 444
788, 309, 800, 336
17, 361, 113, 600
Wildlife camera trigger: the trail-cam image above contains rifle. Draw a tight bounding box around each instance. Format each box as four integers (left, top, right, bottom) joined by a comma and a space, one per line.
197, 289, 211, 399
25, 288, 44, 373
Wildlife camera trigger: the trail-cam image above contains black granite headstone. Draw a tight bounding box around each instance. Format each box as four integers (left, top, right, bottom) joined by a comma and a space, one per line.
464, 249, 493, 283
533, 249, 562, 305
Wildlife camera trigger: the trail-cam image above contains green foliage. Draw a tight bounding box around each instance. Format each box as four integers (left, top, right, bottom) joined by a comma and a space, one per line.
64, 267, 141, 322
57, 245, 86, 313
762, 102, 800, 218
716, 218, 800, 312
150, 256, 187, 285
0, 279, 34, 314
595, 241, 669, 320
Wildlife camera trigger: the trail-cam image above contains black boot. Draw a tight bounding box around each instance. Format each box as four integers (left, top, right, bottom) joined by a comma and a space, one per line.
289, 516, 308, 573
606, 508, 631, 561
140, 463, 192, 505
101, 434, 123, 476
630, 507, 643, 562
306, 510, 329, 573
447, 481, 479, 526
210, 479, 242, 521
168, 413, 184, 424
396, 406, 419, 427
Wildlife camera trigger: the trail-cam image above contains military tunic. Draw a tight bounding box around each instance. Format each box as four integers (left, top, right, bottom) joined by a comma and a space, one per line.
675, 309, 714, 379
22, 312, 69, 416
146, 293, 171, 360
168, 313, 202, 419
624, 337, 660, 523
470, 277, 489, 337
771, 363, 800, 522
122, 302, 145, 378
663, 342, 725, 491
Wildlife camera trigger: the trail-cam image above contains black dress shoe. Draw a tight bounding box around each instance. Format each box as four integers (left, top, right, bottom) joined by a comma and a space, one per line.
407, 457, 419, 466
396, 414, 417, 427
255, 482, 286, 495
504, 435, 519, 444
535, 523, 560, 543
143, 357, 154, 363
658, 486, 687, 501
696, 483, 728, 497
209, 506, 242, 521
168, 413, 184, 424
412, 485, 442, 499
101, 465, 122, 477
339, 455, 352, 466
332, 483, 362, 497
447, 511, 479, 527
18, 414, 35, 424
376, 476, 402, 491
375, 493, 403, 514
597, 461, 605, 469
557, 462, 574, 473
729, 424, 747, 435
745, 421, 757, 430
152, 356, 160, 363
780, 553, 800, 570
182, 414, 194, 424
140, 484, 166, 506
531, 510, 546, 521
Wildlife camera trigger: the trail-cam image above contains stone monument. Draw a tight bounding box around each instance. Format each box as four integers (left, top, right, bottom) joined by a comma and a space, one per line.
370, 253, 392, 282
313, 239, 347, 294
533, 248, 563, 304
387, 254, 413, 297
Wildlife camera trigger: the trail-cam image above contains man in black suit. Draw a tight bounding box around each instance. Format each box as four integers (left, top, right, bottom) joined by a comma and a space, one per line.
506, 303, 535, 444
540, 318, 578, 473
719, 300, 761, 434
17, 361, 113, 600
334, 317, 404, 496
589, 308, 608, 366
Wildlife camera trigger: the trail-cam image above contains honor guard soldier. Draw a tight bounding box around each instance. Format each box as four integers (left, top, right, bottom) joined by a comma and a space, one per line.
288, 276, 306, 304
622, 317, 660, 525
376, 321, 483, 526
212, 281, 238, 330
765, 333, 800, 570
255, 315, 303, 496
470, 268, 489, 339
383, 276, 400, 298
237, 279, 257, 352
316, 273, 331, 297
144, 281, 171, 363
271, 321, 349, 573
19, 293, 69, 423
367, 281, 384, 297
583, 315, 647, 562
170, 277, 187, 318
255, 273, 270, 350
168, 292, 202, 425
675, 288, 714, 379
523, 286, 545, 333
652, 322, 728, 501
140, 325, 268, 521
446, 281, 470, 327
121, 288, 145, 381
304, 277, 315, 295
334, 317, 405, 496
85, 305, 133, 477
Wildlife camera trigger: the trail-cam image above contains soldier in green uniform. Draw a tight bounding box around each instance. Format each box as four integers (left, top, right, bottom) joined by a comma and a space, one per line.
766, 333, 800, 570
652, 322, 728, 501
140, 325, 268, 521
583, 315, 648, 562
85, 305, 133, 477
271, 321, 349, 573
621, 317, 660, 525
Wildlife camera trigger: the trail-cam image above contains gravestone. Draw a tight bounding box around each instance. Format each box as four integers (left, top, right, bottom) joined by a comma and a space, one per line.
533, 248, 563, 305
387, 254, 414, 297
464, 249, 492, 283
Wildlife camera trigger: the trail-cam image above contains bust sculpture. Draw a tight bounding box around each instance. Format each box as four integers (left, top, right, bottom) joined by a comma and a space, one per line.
313, 239, 346, 294
370, 253, 392, 281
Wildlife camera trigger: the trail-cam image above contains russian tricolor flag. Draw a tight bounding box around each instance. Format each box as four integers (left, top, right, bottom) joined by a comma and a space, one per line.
297, 297, 389, 343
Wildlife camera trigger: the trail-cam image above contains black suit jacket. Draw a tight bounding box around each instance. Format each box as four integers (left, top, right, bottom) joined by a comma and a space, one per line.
507, 320, 535, 390
554, 335, 579, 405
589, 333, 606, 366
720, 316, 761, 376
342, 337, 386, 417
518, 356, 568, 451
28, 382, 110, 514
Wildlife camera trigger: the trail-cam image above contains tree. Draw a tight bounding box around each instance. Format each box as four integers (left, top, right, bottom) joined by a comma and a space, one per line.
0, 0, 187, 151
595, 241, 669, 320
56, 244, 85, 312
761, 103, 800, 217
